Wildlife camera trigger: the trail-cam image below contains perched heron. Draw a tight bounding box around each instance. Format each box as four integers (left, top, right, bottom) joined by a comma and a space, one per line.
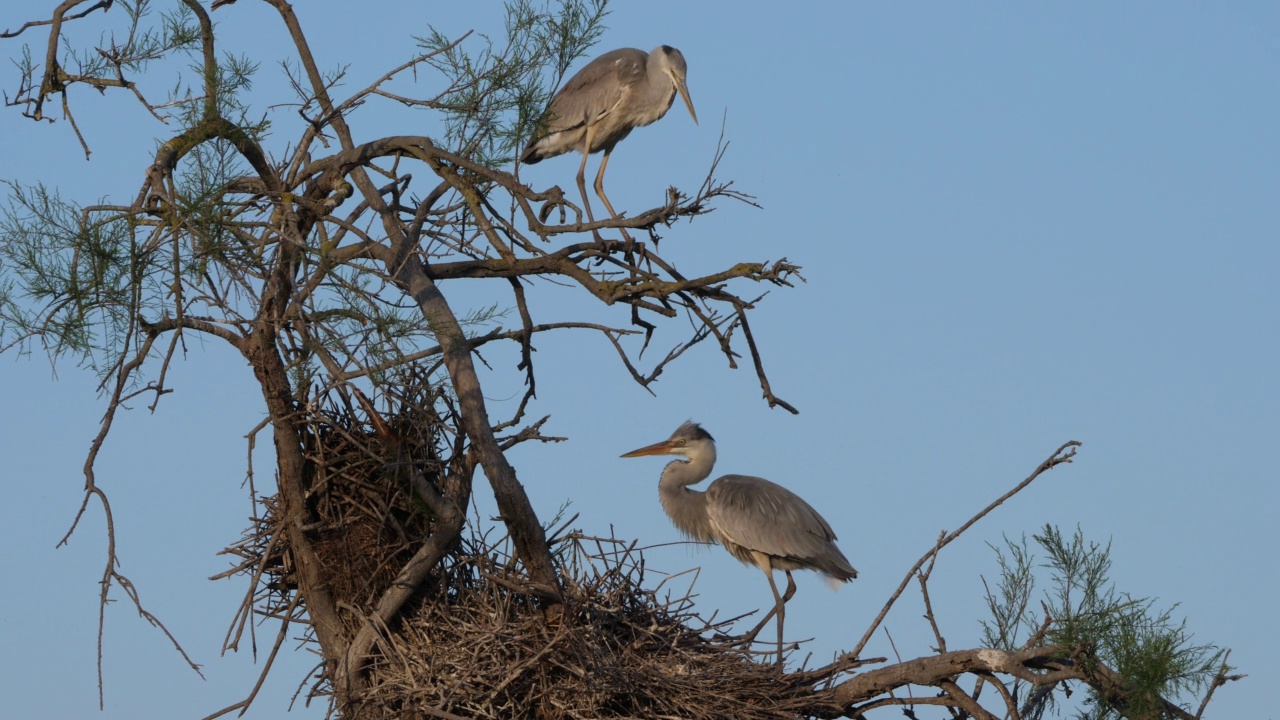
621, 421, 857, 668
521, 45, 698, 228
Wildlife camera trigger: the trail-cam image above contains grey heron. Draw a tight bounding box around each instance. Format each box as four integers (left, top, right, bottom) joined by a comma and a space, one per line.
521, 45, 698, 229
620, 421, 856, 668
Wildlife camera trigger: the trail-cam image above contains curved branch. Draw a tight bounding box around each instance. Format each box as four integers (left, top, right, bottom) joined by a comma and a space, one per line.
138, 314, 246, 350
826, 645, 1202, 720
58, 312, 203, 708
848, 441, 1082, 660
1, 1, 112, 40
144, 115, 281, 210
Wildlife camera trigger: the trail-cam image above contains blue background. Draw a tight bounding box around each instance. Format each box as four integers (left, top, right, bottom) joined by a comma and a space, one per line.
1, 2, 1275, 717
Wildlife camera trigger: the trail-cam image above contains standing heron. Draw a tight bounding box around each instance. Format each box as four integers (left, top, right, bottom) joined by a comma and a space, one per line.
521, 45, 698, 229
620, 421, 857, 668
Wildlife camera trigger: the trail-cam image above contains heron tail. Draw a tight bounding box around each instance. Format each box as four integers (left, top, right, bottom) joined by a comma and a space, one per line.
820, 556, 858, 588
519, 142, 544, 165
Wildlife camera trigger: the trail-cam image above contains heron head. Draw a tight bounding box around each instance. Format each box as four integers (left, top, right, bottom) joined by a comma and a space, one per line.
654, 45, 698, 125
620, 420, 714, 461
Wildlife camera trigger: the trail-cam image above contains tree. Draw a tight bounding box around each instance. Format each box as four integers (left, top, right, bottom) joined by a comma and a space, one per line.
0, 2, 1241, 718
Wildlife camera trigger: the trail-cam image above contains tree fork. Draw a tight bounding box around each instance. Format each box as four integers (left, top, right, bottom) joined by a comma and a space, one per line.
263, 0, 563, 601
395, 257, 562, 600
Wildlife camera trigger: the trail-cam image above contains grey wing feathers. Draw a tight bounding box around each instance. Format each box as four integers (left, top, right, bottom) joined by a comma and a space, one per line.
548, 49, 645, 129
523, 49, 645, 160
705, 475, 856, 580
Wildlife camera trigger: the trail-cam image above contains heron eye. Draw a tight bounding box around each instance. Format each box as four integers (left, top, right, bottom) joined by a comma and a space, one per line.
676, 439, 685, 446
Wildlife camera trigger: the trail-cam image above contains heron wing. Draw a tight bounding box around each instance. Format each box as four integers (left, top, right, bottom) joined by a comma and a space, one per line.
540, 48, 646, 135
705, 474, 855, 578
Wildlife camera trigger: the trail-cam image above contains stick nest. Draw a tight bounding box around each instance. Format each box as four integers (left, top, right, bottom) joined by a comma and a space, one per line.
349, 533, 828, 719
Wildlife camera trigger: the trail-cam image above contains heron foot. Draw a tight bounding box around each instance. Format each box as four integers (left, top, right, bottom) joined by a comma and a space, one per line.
736, 608, 778, 647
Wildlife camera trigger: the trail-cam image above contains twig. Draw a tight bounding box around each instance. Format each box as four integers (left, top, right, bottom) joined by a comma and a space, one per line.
918, 531, 947, 654
849, 441, 1081, 660
1193, 650, 1243, 719
199, 593, 302, 720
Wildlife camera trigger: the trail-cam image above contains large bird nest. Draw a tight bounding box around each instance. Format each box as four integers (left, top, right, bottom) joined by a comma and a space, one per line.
219, 383, 847, 719
347, 532, 838, 719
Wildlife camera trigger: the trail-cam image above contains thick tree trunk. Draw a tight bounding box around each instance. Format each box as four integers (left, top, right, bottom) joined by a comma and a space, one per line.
243, 330, 348, 672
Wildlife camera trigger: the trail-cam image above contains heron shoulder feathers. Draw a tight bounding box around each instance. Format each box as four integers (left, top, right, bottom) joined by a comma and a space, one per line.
558, 48, 648, 94
704, 474, 841, 557
546, 51, 645, 126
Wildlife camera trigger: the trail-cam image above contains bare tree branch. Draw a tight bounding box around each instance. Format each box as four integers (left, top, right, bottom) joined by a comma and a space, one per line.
849, 441, 1082, 661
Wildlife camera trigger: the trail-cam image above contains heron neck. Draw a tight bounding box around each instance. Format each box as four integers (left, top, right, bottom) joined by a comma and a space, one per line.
643, 64, 678, 120
657, 453, 717, 544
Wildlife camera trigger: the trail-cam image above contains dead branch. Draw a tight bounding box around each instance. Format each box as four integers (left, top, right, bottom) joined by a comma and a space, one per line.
849, 441, 1082, 661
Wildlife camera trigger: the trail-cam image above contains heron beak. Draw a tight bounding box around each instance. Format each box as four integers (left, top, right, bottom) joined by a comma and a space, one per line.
620, 440, 677, 458
676, 78, 698, 126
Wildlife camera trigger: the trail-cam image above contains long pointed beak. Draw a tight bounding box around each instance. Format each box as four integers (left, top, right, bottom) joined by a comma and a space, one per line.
676, 79, 698, 126
620, 440, 677, 458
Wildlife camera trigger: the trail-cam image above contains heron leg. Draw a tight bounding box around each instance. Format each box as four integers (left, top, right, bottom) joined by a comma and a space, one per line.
740, 568, 797, 641
766, 568, 787, 671
736, 556, 791, 670
575, 152, 595, 224
593, 150, 635, 249
575, 127, 599, 230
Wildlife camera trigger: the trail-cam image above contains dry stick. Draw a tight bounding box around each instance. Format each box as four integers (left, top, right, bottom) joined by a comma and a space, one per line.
877, 627, 913, 720
977, 671, 1021, 720
199, 593, 302, 720
1, 1, 110, 40
734, 301, 798, 414
62, 323, 204, 707
850, 694, 962, 717
939, 678, 1000, 720
917, 532, 947, 653
214, 527, 284, 653
60, 89, 92, 159
500, 276, 538, 431
847, 441, 1081, 661
1194, 651, 1243, 720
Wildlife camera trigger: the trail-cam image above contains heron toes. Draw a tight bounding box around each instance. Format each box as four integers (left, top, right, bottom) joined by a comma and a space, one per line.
739, 608, 778, 646
536, 198, 568, 225
732, 625, 793, 670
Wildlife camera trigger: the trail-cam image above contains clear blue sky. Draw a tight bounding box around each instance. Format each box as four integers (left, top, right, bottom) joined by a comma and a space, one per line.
1, 1, 1275, 717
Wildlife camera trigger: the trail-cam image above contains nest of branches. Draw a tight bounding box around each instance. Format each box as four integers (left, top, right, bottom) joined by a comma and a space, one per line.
217, 378, 461, 650
350, 532, 826, 720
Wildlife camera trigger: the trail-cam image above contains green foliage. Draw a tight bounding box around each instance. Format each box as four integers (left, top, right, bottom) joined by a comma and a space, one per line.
982, 526, 1225, 719
8, 0, 200, 124
0, 183, 149, 372
2, 0, 600, 392
418, 0, 610, 166
0, 0, 269, 376
65, 1, 202, 79
981, 533, 1036, 651
0, 58, 262, 378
